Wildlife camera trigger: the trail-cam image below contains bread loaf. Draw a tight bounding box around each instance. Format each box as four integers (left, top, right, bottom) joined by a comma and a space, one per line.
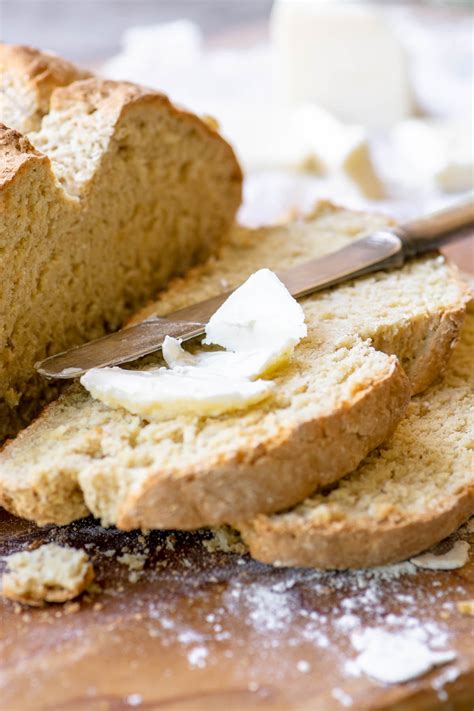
0, 203, 467, 529
0, 44, 242, 440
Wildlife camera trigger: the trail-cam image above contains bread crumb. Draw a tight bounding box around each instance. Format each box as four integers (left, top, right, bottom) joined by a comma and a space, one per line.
1, 543, 93, 606
117, 553, 147, 571
457, 600, 474, 616
64, 601, 80, 615
165, 535, 176, 551
117, 552, 147, 583
202, 527, 248, 555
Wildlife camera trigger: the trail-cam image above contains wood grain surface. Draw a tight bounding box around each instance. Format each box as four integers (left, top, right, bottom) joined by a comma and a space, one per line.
1, 510, 474, 711
1, 239, 473, 711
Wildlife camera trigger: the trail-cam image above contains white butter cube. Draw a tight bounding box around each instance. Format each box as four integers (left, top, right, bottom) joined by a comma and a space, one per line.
271, 0, 412, 128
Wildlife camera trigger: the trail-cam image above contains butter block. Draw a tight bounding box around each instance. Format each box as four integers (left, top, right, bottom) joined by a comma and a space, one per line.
271, 0, 412, 128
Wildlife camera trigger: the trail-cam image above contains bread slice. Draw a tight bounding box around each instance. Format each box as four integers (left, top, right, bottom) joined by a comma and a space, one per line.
238, 307, 474, 569
0, 204, 467, 529
0, 44, 242, 440
1, 543, 93, 606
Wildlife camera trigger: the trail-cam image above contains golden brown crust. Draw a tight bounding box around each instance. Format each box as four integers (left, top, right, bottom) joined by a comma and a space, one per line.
240, 488, 474, 570
48, 77, 242, 187
0, 124, 46, 188
109, 359, 410, 530
0, 43, 91, 114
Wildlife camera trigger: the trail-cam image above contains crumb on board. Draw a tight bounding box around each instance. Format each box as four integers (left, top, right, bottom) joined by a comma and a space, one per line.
1, 543, 93, 606
202, 527, 248, 555
457, 600, 474, 616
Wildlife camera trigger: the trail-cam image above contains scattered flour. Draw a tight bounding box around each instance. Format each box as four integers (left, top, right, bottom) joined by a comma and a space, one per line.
296, 659, 311, 673
331, 687, 353, 707
351, 629, 456, 684
188, 646, 209, 668
202, 527, 248, 555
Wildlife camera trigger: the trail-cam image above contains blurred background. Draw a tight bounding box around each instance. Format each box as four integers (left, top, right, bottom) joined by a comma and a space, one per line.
1, 1, 275, 62
1, 0, 473, 262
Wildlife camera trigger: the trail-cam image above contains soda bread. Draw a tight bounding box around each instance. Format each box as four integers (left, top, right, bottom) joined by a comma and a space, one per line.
0, 204, 468, 529
239, 308, 474, 569
1, 543, 93, 606
0, 44, 242, 440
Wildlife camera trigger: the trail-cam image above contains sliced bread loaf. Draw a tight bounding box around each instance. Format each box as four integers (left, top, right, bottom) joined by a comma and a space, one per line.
238, 307, 474, 569
0, 44, 242, 440
0, 204, 468, 528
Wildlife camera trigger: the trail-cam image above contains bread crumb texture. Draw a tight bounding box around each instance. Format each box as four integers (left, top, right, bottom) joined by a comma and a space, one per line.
1, 543, 93, 606
239, 310, 474, 569
0, 44, 242, 440
0, 201, 468, 531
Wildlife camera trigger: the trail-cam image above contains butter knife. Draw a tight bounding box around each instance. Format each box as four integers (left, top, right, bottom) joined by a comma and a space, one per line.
36, 198, 474, 379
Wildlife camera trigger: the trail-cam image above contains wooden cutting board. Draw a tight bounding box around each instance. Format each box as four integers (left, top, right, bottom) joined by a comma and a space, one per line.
1, 239, 473, 711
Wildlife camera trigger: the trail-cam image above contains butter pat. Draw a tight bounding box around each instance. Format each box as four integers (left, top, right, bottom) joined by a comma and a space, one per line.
163, 337, 289, 380
341, 136, 385, 200
164, 268, 307, 378
223, 104, 385, 198
81, 268, 306, 420
204, 268, 307, 354
80, 367, 273, 421
271, 0, 412, 128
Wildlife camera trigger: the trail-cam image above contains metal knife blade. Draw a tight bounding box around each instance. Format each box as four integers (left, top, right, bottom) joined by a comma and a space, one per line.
35, 197, 473, 379
35, 231, 403, 378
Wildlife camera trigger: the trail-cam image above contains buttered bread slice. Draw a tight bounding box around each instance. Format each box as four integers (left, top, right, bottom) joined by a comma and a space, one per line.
0, 204, 468, 529
0, 44, 242, 440
239, 306, 474, 569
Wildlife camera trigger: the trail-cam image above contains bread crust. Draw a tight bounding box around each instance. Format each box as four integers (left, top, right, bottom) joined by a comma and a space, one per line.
45, 77, 243, 189
0, 43, 241, 202
85, 358, 410, 530
0, 124, 46, 188
0, 43, 92, 117
239, 488, 473, 570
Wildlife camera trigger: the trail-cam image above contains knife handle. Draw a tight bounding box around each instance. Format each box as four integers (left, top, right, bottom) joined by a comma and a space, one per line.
397, 197, 474, 257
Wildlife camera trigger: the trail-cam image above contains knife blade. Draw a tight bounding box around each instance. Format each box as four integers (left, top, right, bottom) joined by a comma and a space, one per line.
36, 198, 474, 379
